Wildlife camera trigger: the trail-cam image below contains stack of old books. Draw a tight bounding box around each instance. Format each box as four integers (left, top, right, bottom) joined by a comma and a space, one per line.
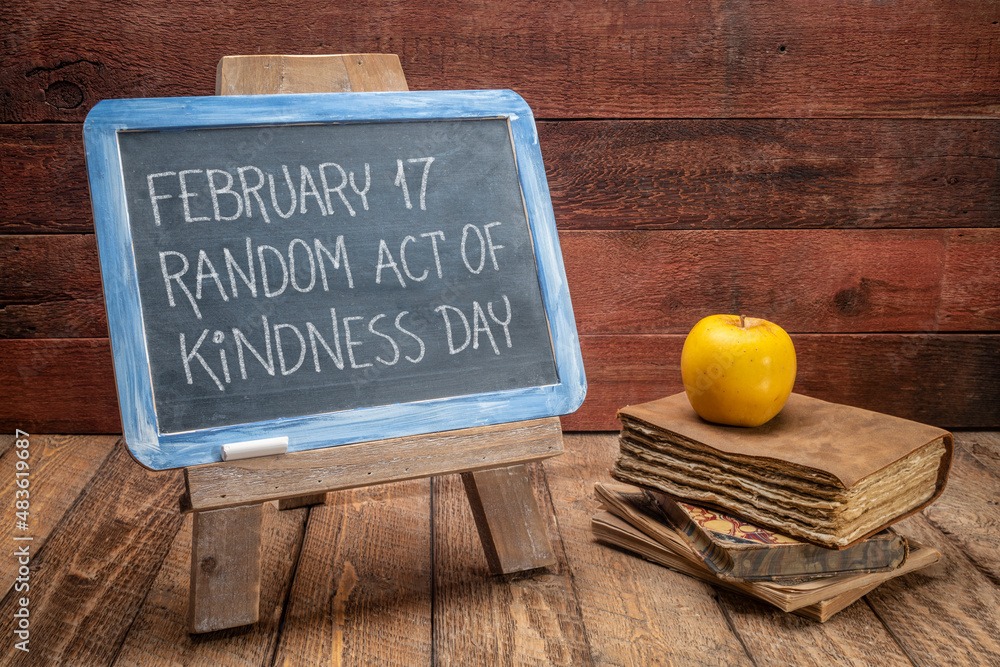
593, 392, 953, 622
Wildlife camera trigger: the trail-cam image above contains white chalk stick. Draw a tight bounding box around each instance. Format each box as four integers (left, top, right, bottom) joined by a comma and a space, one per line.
221, 436, 289, 461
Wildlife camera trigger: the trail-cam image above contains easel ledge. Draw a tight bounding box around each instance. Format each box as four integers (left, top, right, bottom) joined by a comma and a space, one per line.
182, 53, 566, 634
181, 417, 563, 512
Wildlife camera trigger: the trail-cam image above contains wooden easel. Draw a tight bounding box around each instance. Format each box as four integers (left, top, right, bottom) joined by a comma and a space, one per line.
182, 54, 562, 634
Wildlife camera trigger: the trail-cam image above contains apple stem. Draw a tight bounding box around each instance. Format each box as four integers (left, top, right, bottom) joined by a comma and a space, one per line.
740, 314, 746, 328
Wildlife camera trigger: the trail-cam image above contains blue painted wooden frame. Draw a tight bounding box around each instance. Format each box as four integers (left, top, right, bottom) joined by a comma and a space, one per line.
84, 89, 586, 470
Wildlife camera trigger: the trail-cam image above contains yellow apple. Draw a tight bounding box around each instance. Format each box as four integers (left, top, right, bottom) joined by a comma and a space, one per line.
680, 314, 797, 427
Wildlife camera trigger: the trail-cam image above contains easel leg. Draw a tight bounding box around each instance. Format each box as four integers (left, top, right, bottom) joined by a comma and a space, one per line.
462, 464, 556, 574
189, 504, 263, 633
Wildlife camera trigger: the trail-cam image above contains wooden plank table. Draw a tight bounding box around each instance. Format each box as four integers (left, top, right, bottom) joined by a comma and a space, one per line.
0, 431, 997, 665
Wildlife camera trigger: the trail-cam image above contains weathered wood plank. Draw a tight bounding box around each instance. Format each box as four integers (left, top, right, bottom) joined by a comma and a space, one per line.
543, 433, 755, 665
0, 442, 185, 664
183, 417, 563, 511
3, 1, 998, 121
563, 228, 1000, 334
188, 504, 264, 633
0, 234, 102, 304
461, 463, 557, 575
960, 432, 1000, 478
714, 583, 911, 666
0, 123, 92, 233
217, 53, 408, 96
3, 335, 998, 433
864, 512, 1000, 666
433, 465, 592, 665
569, 333, 1000, 431
272, 481, 433, 666
0, 297, 108, 339
4, 119, 997, 234
545, 119, 1000, 231
0, 233, 108, 338
0, 435, 117, 598
0, 338, 119, 433
5, 228, 999, 338
922, 436, 1000, 585
112, 504, 308, 666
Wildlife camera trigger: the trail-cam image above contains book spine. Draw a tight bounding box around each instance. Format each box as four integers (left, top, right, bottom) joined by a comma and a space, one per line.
733, 534, 909, 582
650, 491, 736, 577
652, 493, 908, 582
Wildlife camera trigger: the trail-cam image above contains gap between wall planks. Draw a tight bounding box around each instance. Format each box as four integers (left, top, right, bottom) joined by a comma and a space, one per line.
6, 119, 999, 234
4, 334, 998, 433
7, 228, 1000, 337
4, 0, 998, 121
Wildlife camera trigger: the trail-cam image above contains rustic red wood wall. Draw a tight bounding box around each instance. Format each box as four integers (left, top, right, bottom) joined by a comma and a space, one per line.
2, 1, 998, 432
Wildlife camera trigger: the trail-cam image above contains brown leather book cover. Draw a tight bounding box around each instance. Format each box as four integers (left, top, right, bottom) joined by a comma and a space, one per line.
615, 392, 953, 548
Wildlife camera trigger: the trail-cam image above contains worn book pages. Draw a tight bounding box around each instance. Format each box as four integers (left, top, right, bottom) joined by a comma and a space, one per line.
613, 392, 952, 548
596, 482, 908, 582
655, 493, 909, 581
590, 508, 940, 621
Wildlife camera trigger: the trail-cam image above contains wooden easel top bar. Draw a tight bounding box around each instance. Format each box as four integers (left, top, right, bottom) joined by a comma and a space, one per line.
216, 54, 409, 95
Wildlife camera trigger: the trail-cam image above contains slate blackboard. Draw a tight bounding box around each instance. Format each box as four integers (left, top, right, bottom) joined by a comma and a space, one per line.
85, 90, 585, 469
120, 118, 557, 433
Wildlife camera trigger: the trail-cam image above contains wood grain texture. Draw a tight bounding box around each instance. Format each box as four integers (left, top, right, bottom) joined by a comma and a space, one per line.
0, 296, 107, 339
4, 119, 997, 235
921, 436, 1000, 585
0, 431, 995, 662
0, 123, 91, 233
217, 53, 408, 95
113, 505, 307, 665
0, 338, 119, 433
188, 504, 264, 633
183, 417, 564, 511
0, 234, 101, 304
543, 433, 756, 665
277, 493, 328, 511
462, 464, 557, 574
544, 119, 1000, 230
568, 333, 1000, 430
3, 335, 997, 433
272, 480, 433, 666
0, 443, 185, 665
0, 435, 117, 598
0, 234, 106, 338
714, 585, 912, 666
864, 513, 1000, 666
433, 465, 592, 666
5, 228, 999, 338
563, 228, 1000, 334
3, 1, 998, 122
961, 432, 1000, 479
